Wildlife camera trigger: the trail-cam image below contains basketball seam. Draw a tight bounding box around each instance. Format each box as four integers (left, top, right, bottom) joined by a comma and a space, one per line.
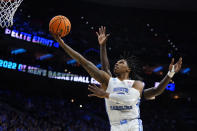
49, 18, 58, 32
68, 19, 71, 34
65, 18, 70, 35
55, 17, 62, 36
62, 16, 67, 36
65, 18, 69, 35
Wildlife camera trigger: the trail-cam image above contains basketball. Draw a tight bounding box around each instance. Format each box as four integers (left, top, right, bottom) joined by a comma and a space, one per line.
49, 15, 71, 37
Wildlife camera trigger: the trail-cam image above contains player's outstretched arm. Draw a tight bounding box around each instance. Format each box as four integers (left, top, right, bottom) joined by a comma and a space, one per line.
144, 57, 182, 99
88, 84, 139, 105
52, 33, 110, 87
96, 26, 112, 76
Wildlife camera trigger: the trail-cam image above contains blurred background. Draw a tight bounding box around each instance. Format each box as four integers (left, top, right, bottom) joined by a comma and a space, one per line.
0, 0, 197, 130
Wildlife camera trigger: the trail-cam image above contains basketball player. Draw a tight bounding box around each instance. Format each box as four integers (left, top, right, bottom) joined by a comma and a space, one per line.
87, 26, 182, 131
51, 28, 182, 131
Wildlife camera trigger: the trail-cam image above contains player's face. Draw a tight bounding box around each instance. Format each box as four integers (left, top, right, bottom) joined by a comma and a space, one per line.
114, 59, 130, 75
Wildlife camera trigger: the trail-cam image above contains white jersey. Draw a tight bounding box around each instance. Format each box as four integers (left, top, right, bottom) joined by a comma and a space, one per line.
105, 77, 141, 126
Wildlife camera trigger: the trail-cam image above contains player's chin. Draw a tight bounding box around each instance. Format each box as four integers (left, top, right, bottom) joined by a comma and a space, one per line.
113, 70, 119, 76
113, 69, 116, 74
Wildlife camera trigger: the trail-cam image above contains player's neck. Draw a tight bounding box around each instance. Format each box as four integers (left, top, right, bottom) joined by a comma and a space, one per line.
117, 73, 129, 81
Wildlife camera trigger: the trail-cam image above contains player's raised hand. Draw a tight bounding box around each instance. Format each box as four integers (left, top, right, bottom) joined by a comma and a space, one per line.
167, 57, 182, 78
96, 26, 110, 45
88, 84, 109, 98
169, 57, 182, 73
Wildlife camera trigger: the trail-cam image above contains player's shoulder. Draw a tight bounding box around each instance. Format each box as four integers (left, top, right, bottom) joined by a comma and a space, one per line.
133, 80, 144, 91
133, 80, 144, 85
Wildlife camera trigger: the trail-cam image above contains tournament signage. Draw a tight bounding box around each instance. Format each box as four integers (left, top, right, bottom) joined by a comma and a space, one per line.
4, 28, 59, 48
0, 58, 99, 84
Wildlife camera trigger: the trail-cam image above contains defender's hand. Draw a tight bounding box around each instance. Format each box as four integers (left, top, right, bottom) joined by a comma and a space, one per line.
88, 84, 109, 98
168, 57, 182, 78
169, 57, 182, 73
96, 26, 110, 45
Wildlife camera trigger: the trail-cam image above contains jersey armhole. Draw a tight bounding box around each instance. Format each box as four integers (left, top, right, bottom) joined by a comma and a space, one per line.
106, 77, 114, 92
141, 88, 146, 102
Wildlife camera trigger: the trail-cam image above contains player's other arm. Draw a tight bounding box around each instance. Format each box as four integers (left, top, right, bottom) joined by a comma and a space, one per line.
144, 58, 182, 100
96, 26, 112, 76
88, 84, 141, 105
52, 34, 110, 87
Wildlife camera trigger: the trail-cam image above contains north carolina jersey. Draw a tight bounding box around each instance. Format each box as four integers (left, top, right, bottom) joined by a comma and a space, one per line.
105, 77, 141, 126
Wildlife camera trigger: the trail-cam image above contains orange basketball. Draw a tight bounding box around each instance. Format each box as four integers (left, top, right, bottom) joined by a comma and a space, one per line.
49, 15, 71, 37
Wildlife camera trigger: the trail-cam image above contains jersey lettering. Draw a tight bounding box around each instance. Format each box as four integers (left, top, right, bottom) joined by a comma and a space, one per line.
113, 87, 128, 93
110, 105, 132, 110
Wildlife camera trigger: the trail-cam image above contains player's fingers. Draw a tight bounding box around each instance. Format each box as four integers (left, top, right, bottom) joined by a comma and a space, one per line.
178, 57, 182, 64
100, 26, 102, 33
96, 32, 99, 37
88, 84, 97, 90
101, 26, 104, 34
50, 32, 56, 37
178, 61, 182, 67
57, 29, 63, 36
90, 84, 99, 89
178, 61, 182, 68
99, 27, 102, 34
106, 34, 110, 38
51, 33, 60, 41
177, 66, 181, 72
88, 84, 96, 89
175, 57, 182, 67
88, 87, 95, 93
88, 94, 96, 97
179, 65, 182, 69
104, 26, 106, 34
171, 58, 174, 65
